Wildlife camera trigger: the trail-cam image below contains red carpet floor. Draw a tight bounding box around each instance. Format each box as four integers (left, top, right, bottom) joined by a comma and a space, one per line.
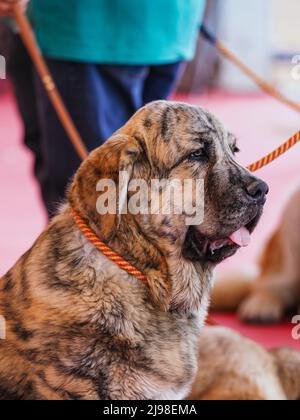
0, 89, 299, 350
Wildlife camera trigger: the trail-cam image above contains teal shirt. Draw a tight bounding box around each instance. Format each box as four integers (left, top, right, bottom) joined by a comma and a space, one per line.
29, 0, 206, 65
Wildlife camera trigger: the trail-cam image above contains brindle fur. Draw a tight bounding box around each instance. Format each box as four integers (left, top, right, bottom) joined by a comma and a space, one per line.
0, 101, 267, 400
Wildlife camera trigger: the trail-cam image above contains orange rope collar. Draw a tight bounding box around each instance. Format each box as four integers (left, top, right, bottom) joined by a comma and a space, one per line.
72, 210, 147, 283
73, 209, 217, 325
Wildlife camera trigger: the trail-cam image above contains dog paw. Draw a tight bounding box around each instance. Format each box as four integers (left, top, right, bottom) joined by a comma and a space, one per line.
238, 293, 284, 325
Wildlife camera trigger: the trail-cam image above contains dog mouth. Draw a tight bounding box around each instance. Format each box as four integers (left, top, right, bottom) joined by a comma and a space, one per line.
183, 211, 262, 264
209, 227, 250, 253
209, 211, 261, 253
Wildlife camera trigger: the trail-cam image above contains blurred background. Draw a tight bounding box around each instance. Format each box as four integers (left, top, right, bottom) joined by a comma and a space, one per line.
0, 0, 299, 349
180, 0, 300, 96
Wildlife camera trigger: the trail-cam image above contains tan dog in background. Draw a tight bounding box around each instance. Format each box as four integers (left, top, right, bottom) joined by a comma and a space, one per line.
212, 187, 300, 324
188, 326, 300, 400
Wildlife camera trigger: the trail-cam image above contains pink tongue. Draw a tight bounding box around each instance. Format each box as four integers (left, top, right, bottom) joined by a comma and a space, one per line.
229, 227, 251, 247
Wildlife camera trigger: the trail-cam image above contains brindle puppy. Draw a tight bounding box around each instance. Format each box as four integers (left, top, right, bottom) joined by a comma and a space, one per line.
0, 101, 268, 400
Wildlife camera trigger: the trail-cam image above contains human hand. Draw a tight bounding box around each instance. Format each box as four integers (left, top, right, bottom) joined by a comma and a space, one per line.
0, 0, 29, 17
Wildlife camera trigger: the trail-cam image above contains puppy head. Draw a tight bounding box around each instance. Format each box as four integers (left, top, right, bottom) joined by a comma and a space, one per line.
69, 100, 268, 267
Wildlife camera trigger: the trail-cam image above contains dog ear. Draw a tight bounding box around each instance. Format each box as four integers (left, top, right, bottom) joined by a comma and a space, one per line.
69, 132, 173, 312
68, 134, 142, 242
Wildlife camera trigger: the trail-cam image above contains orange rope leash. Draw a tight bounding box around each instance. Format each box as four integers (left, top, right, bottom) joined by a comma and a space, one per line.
72, 210, 147, 283
247, 129, 300, 172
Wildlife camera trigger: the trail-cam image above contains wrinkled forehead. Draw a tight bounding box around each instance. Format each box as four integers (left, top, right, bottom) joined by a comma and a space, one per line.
138, 102, 231, 167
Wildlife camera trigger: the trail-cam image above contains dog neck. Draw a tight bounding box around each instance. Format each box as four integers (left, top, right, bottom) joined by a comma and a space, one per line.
107, 213, 214, 315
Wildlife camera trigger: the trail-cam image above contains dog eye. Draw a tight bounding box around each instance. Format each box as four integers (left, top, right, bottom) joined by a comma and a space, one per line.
188, 149, 207, 161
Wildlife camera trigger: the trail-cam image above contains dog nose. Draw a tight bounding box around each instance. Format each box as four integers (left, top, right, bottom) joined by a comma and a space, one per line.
246, 180, 269, 203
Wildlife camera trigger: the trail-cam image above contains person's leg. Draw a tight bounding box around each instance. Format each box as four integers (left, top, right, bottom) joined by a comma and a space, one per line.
34, 61, 149, 215
34, 60, 103, 216
143, 62, 183, 104
0, 24, 43, 188
93, 64, 149, 140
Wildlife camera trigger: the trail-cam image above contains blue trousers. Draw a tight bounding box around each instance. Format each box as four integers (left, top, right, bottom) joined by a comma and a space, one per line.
3, 27, 182, 215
